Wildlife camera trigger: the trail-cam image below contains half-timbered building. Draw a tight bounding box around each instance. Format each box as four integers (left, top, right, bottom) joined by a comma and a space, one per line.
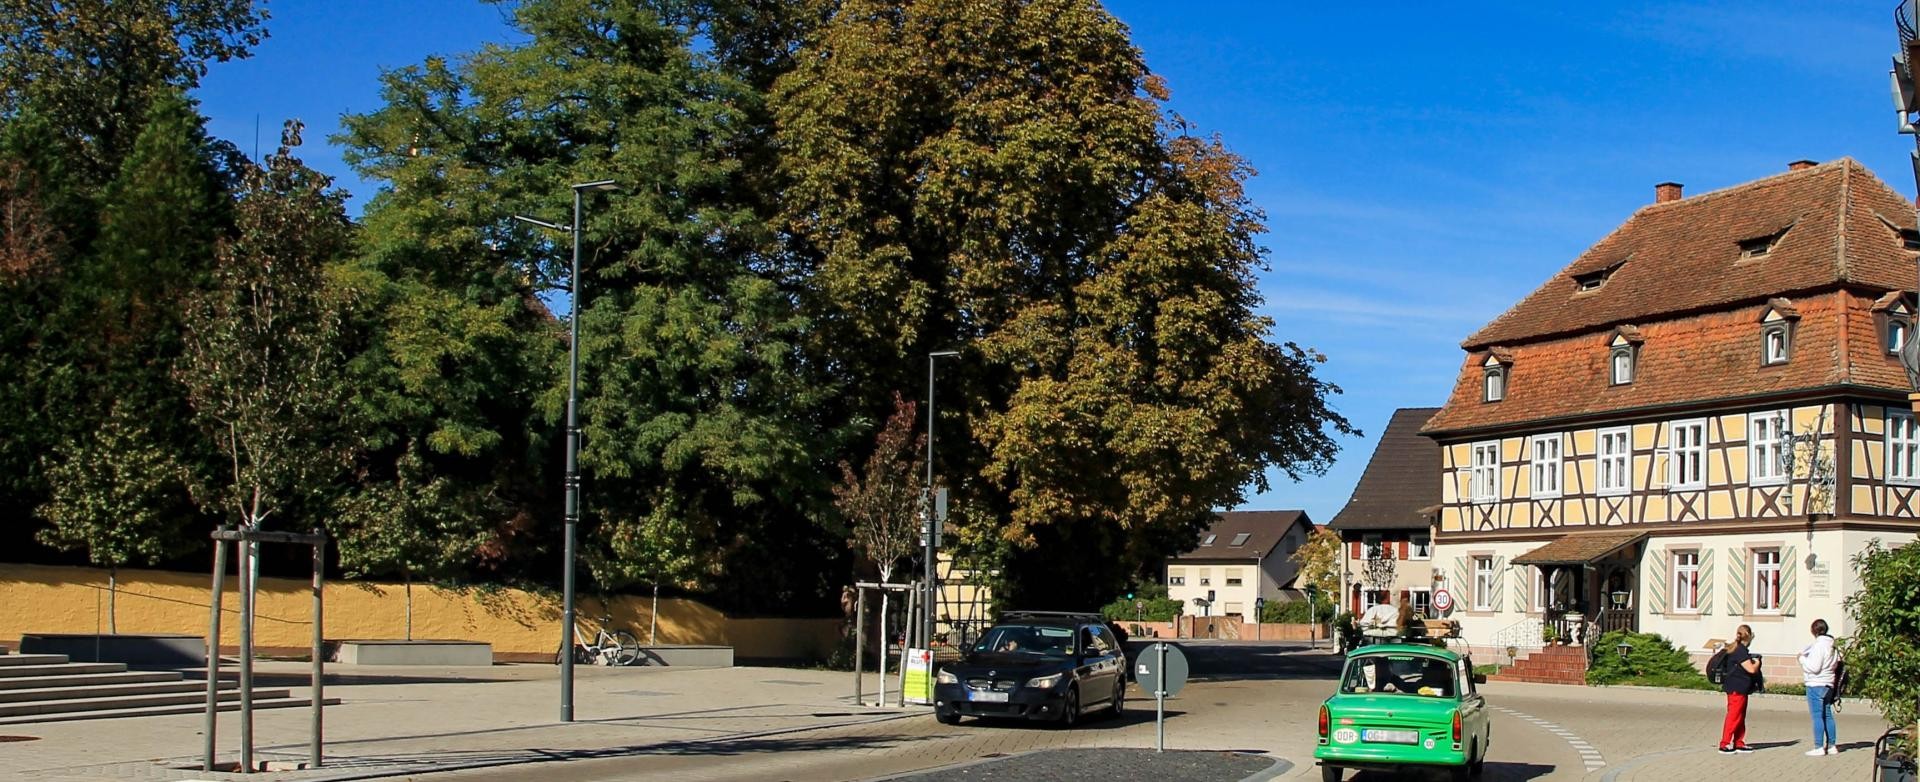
1422, 159, 1920, 668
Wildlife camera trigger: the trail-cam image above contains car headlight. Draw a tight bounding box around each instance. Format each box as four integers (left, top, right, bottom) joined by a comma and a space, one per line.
936, 670, 958, 684
1026, 673, 1064, 689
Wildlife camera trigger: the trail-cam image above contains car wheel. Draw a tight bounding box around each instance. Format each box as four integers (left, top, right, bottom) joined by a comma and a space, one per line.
1107, 680, 1125, 719
1060, 685, 1080, 728
1469, 740, 1486, 776
1319, 765, 1342, 782
937, 710, 961, 726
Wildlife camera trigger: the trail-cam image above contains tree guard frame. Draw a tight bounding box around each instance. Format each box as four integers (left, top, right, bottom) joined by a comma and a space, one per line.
205, 526, 328, 773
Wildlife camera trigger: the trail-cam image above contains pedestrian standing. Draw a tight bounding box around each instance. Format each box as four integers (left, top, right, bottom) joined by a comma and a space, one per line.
1719, 624, 1761, 754
1798, 618, 1840, 756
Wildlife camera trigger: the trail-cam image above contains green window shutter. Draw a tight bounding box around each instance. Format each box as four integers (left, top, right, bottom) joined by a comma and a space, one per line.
1511, 567, 1528, 612
1698, 548, 1715, 616
1490, 556, 1506, 609
1780, 545, 1797, 615
1646, 550, 1668, 614
1453, 557, 1469, 604
1725, 547, 1747, 616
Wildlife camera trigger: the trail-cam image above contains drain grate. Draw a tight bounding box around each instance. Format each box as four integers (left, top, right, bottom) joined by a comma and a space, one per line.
0, 735, 38, 742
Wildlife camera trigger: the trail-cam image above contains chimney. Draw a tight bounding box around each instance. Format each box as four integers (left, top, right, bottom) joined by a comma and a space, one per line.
1789, 159, 1817, 171
1655, 182, 1684, 204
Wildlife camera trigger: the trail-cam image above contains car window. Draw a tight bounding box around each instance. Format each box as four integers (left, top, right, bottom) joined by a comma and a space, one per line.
973, 625, 1076, 657
1086, 625, 1113, 654
1459, 659, 1476, 696
1340, 654, 1456, 698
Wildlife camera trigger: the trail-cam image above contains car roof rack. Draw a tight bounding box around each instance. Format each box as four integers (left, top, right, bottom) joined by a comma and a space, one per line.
998, 610, 1104, 625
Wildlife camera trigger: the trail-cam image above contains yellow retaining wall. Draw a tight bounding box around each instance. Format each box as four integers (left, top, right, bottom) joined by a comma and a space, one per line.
0, 564, 841, 661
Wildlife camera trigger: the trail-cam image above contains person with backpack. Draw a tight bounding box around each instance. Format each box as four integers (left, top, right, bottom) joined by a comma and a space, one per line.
1798, 618, 1840, 756
1718, 624, 1762, 754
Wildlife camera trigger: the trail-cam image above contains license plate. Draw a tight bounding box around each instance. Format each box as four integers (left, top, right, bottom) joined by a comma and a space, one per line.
1362, 729, 1420, 744
969, 691, 1008, 703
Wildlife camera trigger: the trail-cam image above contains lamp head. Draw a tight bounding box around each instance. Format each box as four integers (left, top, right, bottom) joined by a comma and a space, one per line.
930, 350, 961, 358
573, 179, 620, 193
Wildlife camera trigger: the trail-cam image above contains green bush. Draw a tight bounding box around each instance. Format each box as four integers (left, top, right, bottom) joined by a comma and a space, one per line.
1586, 630, 1705, 686
1100, 581, 1183, 623
1841, 540, 1920, 738
1259, 597, 1334, 624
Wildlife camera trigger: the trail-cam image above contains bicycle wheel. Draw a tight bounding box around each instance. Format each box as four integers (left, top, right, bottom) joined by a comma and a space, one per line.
610, 630, 641, 666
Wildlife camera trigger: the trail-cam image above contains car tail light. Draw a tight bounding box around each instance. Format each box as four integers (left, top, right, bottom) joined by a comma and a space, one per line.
1451, 709, 1462, 743
1318, 704, 1329, 738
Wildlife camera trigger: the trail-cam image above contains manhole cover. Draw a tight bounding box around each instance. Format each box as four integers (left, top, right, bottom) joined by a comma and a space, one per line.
0, 735, 38, 742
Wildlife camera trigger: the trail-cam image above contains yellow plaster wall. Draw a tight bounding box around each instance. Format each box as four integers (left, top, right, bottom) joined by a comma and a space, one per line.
0, 564, 841, 660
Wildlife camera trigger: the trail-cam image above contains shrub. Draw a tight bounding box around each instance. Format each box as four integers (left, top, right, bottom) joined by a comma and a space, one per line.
1260, 596, 1334, 624
1100, 581, 1183, 623
1586, 630, 1705, 686
1841, 540, 1920, 744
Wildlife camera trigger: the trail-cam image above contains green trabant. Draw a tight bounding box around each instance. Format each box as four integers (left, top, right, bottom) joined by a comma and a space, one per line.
1314, 643, 1490, 781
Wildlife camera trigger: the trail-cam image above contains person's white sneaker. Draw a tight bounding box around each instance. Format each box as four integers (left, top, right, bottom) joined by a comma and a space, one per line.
1804, 748, 1827, 757
1827, 746, 1839, 755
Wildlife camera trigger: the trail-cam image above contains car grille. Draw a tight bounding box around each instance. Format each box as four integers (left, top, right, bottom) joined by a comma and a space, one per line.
965, 679, 1017, 692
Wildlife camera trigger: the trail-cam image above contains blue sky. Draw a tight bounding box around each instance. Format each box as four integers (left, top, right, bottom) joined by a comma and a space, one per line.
195, 1, 1914, 523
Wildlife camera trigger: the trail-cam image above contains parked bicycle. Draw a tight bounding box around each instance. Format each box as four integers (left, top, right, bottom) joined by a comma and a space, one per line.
559, 616, 642, 666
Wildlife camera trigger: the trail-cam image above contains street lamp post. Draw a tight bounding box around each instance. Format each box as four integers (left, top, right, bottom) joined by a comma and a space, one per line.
516, 178, 618, 724
924, 350, 960, 652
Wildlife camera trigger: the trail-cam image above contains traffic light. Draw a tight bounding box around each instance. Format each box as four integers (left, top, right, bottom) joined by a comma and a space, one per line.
1126, 591, 1135, 600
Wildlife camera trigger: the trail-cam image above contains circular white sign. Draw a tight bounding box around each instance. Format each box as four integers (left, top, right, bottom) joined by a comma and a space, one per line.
1333, 728, 1359, 745
1433, 589, 1454, 613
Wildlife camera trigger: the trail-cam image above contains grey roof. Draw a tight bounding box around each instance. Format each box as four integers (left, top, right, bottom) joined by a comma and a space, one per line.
1328, 407, 1442, 532
1170, 510, 1312, 561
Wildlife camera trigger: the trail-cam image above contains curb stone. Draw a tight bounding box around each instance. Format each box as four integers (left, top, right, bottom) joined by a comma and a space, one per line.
863, 747, 1291, 782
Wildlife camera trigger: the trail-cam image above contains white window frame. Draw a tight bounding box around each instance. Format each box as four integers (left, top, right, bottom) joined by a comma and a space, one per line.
1225, 568, 1244, 587
1763, 327, 1789, 365
1361, 533, 1384, 560
1889, 411, 1920, 486
1168, 574, 1185, 586
1472, 557, 1495, 611
1672, 551, 1700, 613
1470, 441, 1500, 503
1361, 589, 1389, 612
1484, 369, 1505, 402
1597, 426, 1632, 496
1409, 533, 1432, 561
1611, 348, 1634, 385
1668, 419, 1708, 490
1752, 549, 1782, 614
1749, 410, 1789, 486
1530, 434, 1562, 498
1408, 588, 1431, 617
1890, 319, 1908, 355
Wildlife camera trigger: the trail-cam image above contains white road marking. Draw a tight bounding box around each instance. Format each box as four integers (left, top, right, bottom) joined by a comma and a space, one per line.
1495, 706, 1607, 771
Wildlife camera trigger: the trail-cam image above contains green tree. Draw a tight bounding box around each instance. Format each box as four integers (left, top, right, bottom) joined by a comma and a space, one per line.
177, 121, 353, 537
0, 0, 266, 184
837, 394, 925, 586
36, 400, 203, 632
1841, 540, 1920, 746
768, 0, 1352, 607
337, 0, 844, 612
1293, 527, 1343, 600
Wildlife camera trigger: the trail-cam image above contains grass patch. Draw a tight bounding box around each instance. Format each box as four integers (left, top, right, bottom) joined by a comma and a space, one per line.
1765, 683, 1807, 697
1472, 664, 1503, 677
1602, 672, 1720, 691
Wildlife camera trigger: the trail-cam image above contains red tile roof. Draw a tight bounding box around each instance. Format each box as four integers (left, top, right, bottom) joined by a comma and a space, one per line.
1465, 159, 1916, 349
1171, 510, 1311, 561
1425, 160, 1919, 436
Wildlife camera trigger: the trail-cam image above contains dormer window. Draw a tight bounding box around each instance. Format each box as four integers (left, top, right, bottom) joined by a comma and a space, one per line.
1611, 347, 1635, 385
1891, 319, 1909, 355
1574, 269, 1610, 292
1482, 351, 1510, 403
1229, 532, 1251, 547
1201, 534, 1216, 546
1762, 325, 1790, 365
1759, 298, 1798, 366
1738, 227, 1789, 259
1873, 292, 1913, 356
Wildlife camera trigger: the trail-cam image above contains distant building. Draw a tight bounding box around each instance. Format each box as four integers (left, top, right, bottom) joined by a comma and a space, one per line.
1328, 407, 1443, 617
1422, 159, 1920, 663
1164, 510, 1314, 623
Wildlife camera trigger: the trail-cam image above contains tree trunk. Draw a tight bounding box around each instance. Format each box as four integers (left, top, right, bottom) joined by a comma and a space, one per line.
877, 591, 889, 707
650, 582, 659, 646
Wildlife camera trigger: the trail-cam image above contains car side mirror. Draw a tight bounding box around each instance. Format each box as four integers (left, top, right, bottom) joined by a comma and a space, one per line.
1472, 673, 1487, 685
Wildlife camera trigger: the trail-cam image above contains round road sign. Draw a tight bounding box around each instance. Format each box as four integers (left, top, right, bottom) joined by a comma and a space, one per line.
1134, 642, 1189, 696
1432, 589, 1454, 614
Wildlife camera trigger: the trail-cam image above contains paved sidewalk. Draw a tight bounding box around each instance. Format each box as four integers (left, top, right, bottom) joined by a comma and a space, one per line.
5, 662, 917, 781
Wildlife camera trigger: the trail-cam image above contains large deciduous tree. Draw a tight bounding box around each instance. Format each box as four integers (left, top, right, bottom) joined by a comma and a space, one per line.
768, 0, 1351, 607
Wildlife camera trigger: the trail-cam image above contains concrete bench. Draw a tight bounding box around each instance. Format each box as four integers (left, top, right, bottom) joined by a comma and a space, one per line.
19, 633, 204, 666
330, 640, 493, 666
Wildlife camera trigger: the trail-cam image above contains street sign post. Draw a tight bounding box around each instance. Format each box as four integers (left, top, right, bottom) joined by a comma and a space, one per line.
1133, 642, 1189, 752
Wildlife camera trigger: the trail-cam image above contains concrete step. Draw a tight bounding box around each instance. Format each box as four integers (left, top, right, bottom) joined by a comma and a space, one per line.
0, 686, 287, 718
0, 663, 126, 678
0, 654, 71, 667
0, 671, 180, 691
0, 680, 226, 704
0, 696, 337, 726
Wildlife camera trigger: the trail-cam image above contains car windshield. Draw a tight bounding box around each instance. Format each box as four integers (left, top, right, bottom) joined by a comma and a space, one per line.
972, 625, 1076, 657
1340, 654, 1456, 698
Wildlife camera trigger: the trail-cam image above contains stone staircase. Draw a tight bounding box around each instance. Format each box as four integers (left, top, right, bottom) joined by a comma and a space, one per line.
0, 647, 326, 724
1485, 644, 1589, 686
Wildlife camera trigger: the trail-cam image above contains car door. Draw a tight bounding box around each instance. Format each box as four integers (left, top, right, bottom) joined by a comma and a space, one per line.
1458, 657, 1490, 753
1079, 625, 1116, 705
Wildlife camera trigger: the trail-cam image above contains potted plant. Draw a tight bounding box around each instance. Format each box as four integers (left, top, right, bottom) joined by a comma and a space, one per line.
1541, 623, 1561, 646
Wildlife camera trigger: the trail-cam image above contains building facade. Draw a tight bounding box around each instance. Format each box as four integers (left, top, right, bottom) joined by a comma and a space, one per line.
1422, 160, 1920, 666
1328, 407, 1442, 617
1165, 510, 1313, 623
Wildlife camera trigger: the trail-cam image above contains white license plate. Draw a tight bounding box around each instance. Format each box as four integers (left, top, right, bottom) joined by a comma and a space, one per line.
1362, 729, 1420, 744
969, 691, 1009, 703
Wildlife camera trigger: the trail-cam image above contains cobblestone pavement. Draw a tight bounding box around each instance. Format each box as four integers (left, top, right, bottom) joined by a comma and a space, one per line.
0, 645, 1899, 782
